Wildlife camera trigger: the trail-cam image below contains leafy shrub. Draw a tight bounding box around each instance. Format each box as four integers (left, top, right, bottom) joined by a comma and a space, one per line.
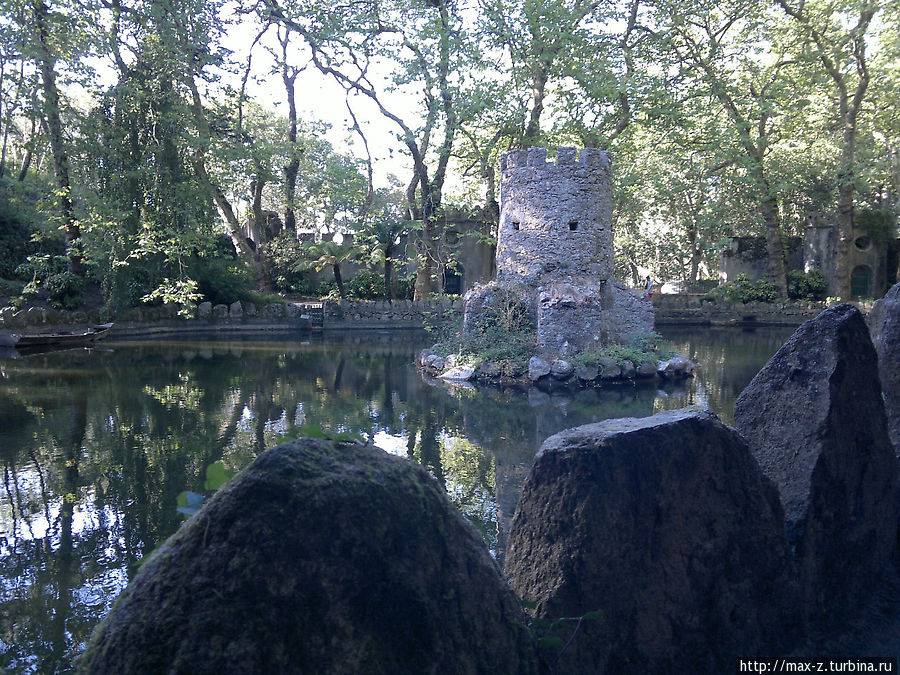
262, 233, 316, 294
345, 269, 384, 300
395, 273, 415, 300
15, 253, 67, 283
316, 279, 339, 300
700, 274, 779, 304
0, 218, 34, 279
433, 289, 536, 369
190, 256, 254, 306
45, 272, 85, 310
571, 331, 676, 369
787, 269, 827, 301
0, 182, 45, 279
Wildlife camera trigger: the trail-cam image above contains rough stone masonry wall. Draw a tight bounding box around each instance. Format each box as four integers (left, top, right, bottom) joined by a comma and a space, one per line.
651, 294, 874, 327
469, 147, 652, 356
497, 147, 613, 284
321, 298, 463, 330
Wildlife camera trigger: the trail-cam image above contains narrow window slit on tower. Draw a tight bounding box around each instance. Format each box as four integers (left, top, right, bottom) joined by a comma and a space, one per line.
569, 221, 578, 231
512, 221, 520, 231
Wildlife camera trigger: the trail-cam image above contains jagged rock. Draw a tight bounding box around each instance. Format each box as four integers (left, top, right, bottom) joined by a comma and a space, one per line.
244, 302, 257, 317
229, 301, 243, 319
504, 409, 792, 674
658, 355, 694, 378
80, 439, 536, 674
636, 361, 657, 378
478, 361, 501, 378
419, 349, 434, 367
734, 304, 899, 627
550, 359, 574, 380
620, 360, 636, 379
212, 304, 228, 320
528, 356, 551, 381
575, 364, 598, 382
597, 356, 621, 380
445, 354, 458, 369
867, 283, 900, 453
424, 354, 445, 371
440, 366, 476, 381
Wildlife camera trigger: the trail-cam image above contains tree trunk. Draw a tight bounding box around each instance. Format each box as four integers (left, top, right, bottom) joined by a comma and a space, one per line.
523, 63, 549, 145
413, 182, 440, 300
33, 0, 83, 275
333, 264, 345, 299
750, 161, 787, 298
833, 116, 858, 300
185, 75, 263, 282
249, 172, 264, 258
383, 243, 394, 301
282, 68, 299, 234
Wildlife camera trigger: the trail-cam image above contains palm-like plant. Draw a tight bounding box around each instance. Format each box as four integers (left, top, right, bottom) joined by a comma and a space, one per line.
360, 218, 409, 300
294, 239, 363, 299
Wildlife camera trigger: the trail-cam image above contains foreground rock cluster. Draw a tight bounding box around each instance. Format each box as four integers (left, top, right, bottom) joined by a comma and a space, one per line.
82, 301, 900, 673
505, 303, 900, 673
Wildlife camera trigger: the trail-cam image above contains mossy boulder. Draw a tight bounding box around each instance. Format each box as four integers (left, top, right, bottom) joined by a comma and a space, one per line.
80, 438, 536, 674
735, 303, 900, 629
505, 409, 793, 674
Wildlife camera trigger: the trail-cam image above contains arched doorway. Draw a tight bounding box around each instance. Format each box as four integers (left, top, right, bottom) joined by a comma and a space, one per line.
850, 265, 871, 299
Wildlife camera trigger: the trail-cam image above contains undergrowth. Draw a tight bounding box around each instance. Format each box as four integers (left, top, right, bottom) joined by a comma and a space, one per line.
571, 331, 676, 369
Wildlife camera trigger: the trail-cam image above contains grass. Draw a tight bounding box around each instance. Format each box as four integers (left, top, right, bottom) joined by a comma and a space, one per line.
570, 332, 677, 369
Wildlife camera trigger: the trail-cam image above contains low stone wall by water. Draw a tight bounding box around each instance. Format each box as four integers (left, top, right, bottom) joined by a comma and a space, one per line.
0, 297, 465, 335
0, 300, 315, 337
2, 293, 878, 335
652, 294, 875, 326
321, 298, 464, 330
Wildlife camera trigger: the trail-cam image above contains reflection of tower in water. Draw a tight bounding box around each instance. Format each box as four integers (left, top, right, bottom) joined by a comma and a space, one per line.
464, 385, 662, 563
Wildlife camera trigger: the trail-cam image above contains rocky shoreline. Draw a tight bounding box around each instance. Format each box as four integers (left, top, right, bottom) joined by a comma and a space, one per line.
418, 347, 695, 388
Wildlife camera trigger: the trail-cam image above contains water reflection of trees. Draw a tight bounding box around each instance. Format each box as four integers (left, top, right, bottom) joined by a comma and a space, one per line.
658, 327, 793, 424
0, 328, 794, 672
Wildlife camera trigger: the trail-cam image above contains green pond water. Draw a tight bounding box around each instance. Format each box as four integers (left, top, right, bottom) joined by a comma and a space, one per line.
0, 325, 796, 673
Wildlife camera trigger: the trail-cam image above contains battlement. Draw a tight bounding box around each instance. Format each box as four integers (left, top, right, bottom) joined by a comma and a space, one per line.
500, 147, 610, 172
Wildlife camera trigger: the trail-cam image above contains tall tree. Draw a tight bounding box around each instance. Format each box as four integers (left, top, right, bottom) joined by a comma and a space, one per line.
262, 0, 470, 299
777, 0, 880, 299
647, 0, 801, 297
31, 0, 83, 275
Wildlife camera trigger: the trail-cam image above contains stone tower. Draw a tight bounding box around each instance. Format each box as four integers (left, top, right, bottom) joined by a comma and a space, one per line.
464, 147, 652, 356
496, 147, 612, 285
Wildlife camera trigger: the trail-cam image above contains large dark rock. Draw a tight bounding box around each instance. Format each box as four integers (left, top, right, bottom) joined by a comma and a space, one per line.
80, 439, 536, 674
867, 283, 900, 453
734, 304, 899, 626
504, 409, 792, 674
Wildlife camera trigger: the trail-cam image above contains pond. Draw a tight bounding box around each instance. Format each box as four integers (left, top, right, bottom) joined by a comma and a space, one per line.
0, 325, 796, 673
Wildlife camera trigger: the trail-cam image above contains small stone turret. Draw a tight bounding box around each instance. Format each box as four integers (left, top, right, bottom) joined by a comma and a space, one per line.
464, 147, 652, 357
497, 147, 613, 285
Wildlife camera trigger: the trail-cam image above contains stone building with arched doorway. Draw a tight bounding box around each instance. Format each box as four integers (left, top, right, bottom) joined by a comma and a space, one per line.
720, 218, 899, 300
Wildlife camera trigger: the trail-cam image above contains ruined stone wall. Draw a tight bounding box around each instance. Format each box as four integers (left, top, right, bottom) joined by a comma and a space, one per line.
497, 147, 612, 285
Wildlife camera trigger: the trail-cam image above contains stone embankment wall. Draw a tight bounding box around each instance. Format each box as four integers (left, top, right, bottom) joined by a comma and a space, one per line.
321, 298, 463, 330
0, 298, 464, 335
2, 293, 880, 334
652, 294, 875, 326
